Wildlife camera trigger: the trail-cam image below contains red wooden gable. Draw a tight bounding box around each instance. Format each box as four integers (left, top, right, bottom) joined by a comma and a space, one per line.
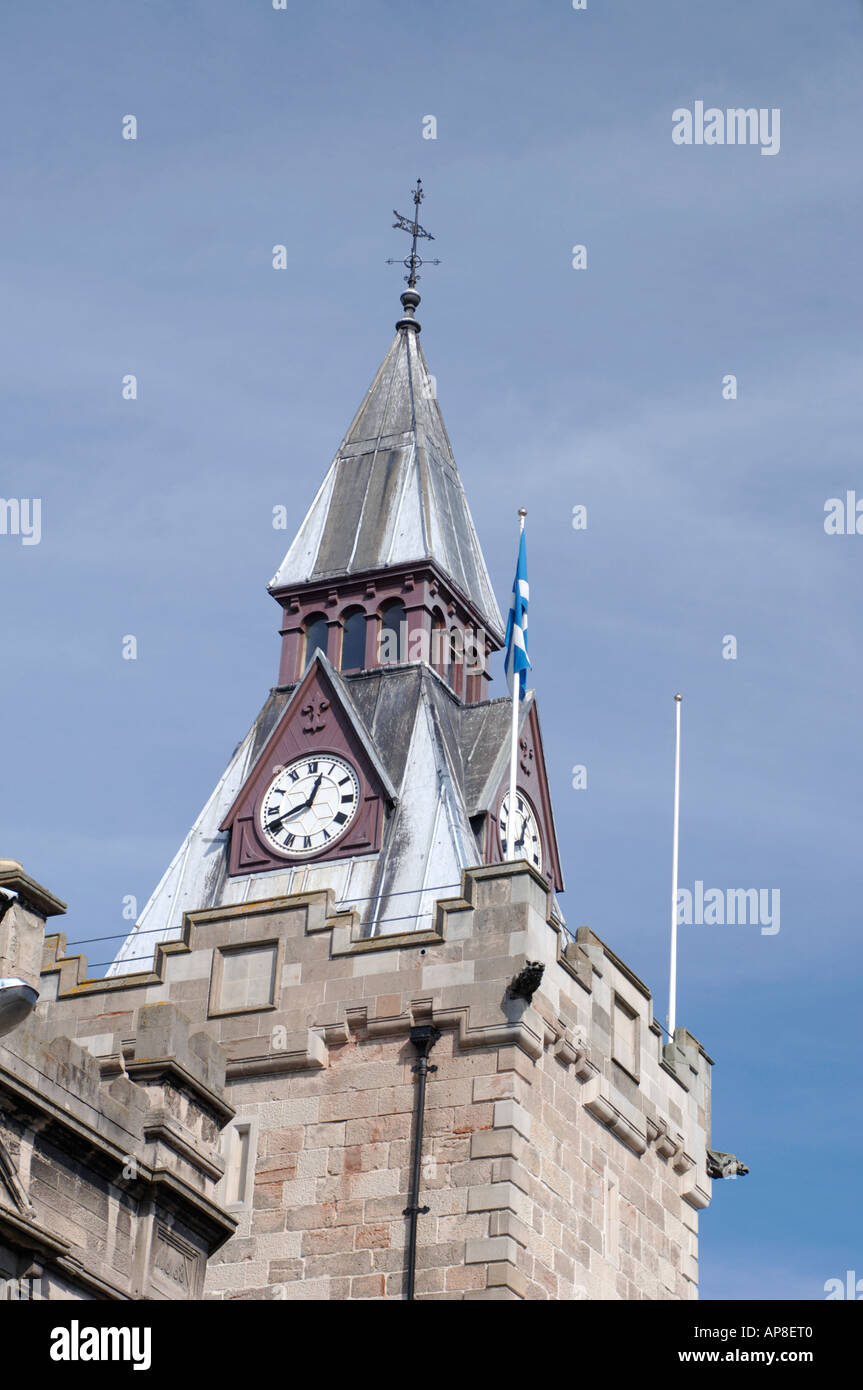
219, 658, 392, 877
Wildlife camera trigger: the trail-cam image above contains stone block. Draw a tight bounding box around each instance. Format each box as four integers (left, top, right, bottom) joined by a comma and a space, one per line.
445, 1262, 487, 1292
277, 1276, 332, 1300
301, 1226, 354, 1256
355, 1224, 390, 1250
465, 1236, 519, 1265
296, 1149, 328, 1179
487, 1260, 528, 1298
495, 1046, 536, 1080
466, 1181, 526, 1217
420, 960, 475, 990
304, 1250, 372, 1279
470, 1127, 524, 1160
488, 1206, 531, 1246
351, 1273, 387, 1298
493, 1099, 532, 1138
472, 1073, 517, 1103
348, 1168, 401, 1200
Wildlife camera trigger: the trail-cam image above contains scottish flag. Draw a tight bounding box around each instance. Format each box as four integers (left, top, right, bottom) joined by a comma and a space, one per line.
504, 529, 531, 698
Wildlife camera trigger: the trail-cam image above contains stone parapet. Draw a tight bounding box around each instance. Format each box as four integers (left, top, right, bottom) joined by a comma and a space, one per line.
27, 859, 711, 1300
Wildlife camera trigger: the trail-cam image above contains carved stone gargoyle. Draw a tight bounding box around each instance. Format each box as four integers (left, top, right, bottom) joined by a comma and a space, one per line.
508, 960, 545, 1003
707, 1149, 749, 1179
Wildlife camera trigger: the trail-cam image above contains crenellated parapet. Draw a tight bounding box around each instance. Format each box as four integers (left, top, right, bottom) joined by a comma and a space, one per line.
25, 859, 713, 1299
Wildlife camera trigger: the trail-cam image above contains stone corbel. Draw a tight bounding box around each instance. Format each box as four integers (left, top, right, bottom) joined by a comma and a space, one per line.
578, 1063, 648, 1155
675, 1147, 711, 1211
552, 1031, 580, 1067
647, 1115, 683, 1162
582, 1090, 648, 1156
574, 1052, 598, 1083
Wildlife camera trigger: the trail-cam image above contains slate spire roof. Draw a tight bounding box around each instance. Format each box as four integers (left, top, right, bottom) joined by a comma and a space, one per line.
268, 291, 505, 641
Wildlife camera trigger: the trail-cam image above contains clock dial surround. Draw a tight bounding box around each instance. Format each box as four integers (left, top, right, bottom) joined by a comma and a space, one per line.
498, 790, 543, 873
259, 755, 360, 858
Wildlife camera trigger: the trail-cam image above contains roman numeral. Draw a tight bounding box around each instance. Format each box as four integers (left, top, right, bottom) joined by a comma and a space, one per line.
307, 762, 318, 774
322, 830, 331, 842
303, 836, 312, 849
338, 776, 351, 787
284, 833, 295, 847
333, 812, 347, 826
341, 794, 353, 804
288, 770, 300, 782
327, 763, 335, 775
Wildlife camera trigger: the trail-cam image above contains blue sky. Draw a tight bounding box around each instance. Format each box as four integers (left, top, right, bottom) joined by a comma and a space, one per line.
2, 0, 861, 1301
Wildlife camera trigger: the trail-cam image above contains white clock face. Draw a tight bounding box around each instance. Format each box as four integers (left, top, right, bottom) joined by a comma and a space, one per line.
499, 791, 543, 873
260, 755, 360, 857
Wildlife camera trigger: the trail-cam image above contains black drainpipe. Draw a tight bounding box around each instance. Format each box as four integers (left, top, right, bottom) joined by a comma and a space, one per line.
403, 1024, 441, 1301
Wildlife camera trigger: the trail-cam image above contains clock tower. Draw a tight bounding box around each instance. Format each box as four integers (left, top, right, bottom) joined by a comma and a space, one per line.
5, 189, 723, 1304
110, 224, 564, 974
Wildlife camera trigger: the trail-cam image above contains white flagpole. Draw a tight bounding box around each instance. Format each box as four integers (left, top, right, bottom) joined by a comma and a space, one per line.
667, 693, 683, 1043
506, 508, 527, 860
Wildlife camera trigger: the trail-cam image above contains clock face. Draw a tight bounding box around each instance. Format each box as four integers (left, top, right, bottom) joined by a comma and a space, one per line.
259, 755, 360, 857
499, 791, 543, 873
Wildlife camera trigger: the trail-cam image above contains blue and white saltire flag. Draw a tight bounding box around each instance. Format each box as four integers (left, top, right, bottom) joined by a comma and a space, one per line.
504, 529, 531, 699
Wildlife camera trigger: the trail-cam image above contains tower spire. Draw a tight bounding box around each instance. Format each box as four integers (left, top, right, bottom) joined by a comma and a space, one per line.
386, 178, 441, 332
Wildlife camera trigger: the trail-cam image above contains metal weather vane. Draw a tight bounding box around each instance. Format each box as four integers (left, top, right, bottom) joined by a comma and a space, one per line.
386, 178, 441, 287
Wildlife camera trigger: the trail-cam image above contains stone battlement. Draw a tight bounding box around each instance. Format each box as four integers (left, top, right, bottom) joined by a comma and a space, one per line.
10, 859, 713, 1299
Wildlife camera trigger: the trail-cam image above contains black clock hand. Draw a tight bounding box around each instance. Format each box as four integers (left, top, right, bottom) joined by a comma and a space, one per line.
514, 815, 528, 851
266, 774, 324, 831
266, 806, 303, 831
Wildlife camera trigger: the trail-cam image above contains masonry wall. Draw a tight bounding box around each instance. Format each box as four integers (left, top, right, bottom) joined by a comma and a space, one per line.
207, 1028, 703, 1302
0, 879, 236, 1302
33, 860, 713, 1301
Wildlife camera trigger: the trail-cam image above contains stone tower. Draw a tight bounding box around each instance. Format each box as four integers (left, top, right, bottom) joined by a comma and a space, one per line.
1, 255, 719, 1301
